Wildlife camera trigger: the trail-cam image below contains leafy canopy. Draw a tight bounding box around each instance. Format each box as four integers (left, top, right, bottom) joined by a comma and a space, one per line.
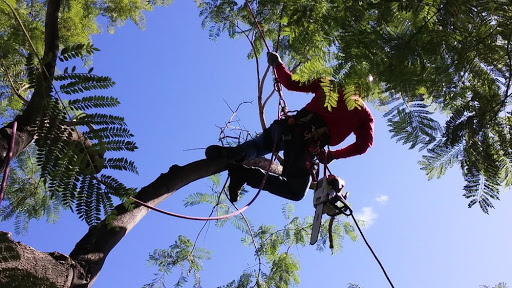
198, 0, 512, 213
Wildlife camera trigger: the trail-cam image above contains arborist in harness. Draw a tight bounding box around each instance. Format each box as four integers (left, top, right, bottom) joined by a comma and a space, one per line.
205, 52, 374, 203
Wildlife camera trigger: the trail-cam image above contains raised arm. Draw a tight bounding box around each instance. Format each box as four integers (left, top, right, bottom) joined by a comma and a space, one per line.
267, 52, 319, 93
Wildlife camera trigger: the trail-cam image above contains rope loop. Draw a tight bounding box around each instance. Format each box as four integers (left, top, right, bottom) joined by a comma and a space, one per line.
0, 120, 17, 207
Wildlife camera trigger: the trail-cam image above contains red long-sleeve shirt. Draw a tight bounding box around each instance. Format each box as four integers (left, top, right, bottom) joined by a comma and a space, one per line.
274, 63, 374, 159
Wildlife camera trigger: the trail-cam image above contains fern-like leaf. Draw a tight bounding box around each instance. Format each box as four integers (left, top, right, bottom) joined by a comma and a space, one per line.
419, 140, 464, 180
83, 126, 134, 141
58, 43, 99, 62
67, 95, 120, 110
97, 140, 138, 152
343, 85, 364, 111
104, 157, 138, 174
24, 44, 139, 225
74, 113, 127, 127
183, 192, 220, 207
58, 74, 115, 95
462, 168, 499, 214
386, 98, 442, 150
100, 174, 137, 199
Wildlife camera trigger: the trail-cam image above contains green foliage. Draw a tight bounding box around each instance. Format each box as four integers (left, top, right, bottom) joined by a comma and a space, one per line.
57, 75, 114, 95
0, 0, 172, 122
58, 43, 100, 62
418, 141, 463, 180
0, 146, 58, 235
262, 253, 300, 288
143, 235, 212, 288
0, 0, 174, 141
199, 0, 241, 41
5, 44, 139, 226
480, 283, 509, 288
68, 95, 120, 111
218, 272, 252, 288
320, 78, 339, 112
384, 95, 442, 151
462, 167, 500, 214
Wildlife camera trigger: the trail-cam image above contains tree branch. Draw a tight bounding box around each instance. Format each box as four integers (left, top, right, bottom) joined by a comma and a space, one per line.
68, 158, 231, 286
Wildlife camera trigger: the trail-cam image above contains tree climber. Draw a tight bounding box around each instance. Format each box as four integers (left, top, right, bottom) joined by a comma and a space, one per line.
205, 52, 374, 203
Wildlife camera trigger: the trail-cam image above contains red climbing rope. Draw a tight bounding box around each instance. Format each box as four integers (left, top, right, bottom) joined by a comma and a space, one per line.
244, 0, 288, 119
0, 120, 17, 207
244, 0, 270, 52
130, 127, 281, 221
130, 1, 286, 222
130, 155, 273, 221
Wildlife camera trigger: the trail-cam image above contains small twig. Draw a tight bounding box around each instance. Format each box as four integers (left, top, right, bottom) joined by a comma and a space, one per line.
230, 201, 262, 287
190, 176, 230, 255
0, 61, 29, 105
217, 100, 252, 146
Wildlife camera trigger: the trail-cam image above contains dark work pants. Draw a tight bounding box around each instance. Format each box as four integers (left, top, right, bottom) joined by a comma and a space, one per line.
239, 119, 312, 201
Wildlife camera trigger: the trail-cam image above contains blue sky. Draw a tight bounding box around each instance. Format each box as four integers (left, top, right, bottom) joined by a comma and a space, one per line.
1, 1, 511, 287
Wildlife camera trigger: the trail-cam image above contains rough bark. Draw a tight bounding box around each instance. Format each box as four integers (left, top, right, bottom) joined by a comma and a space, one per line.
0, 231, 80, 288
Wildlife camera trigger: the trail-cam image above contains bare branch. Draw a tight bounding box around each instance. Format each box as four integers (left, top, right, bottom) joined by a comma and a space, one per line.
218, 100, 252, 146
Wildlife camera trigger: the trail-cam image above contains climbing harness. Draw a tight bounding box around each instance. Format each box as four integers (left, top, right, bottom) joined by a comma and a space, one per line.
0, 120, 17, 207
280, 109, 329, 182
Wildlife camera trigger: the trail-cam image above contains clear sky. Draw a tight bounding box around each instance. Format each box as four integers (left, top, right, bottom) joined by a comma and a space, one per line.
1, 1, 511, 287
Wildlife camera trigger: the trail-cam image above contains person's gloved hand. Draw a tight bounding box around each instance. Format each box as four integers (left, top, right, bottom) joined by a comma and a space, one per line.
267, 52, 282, 67
327, 175, 345, 192
317, 150, 334, 164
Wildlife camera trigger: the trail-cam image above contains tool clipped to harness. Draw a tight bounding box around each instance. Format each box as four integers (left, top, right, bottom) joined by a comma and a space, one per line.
310, 174, 351, 245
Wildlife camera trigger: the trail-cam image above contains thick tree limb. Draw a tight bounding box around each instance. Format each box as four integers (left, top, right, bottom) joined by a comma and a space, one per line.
68, 158, 232, 286
68, 157, 281, 286
0, 156, 282, 287
0, 231, 80, 287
